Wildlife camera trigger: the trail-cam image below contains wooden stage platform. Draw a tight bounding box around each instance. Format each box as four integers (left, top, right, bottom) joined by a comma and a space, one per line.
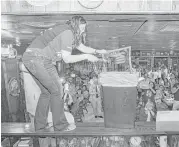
2, 122, 179, 147
2, 122, 179, 137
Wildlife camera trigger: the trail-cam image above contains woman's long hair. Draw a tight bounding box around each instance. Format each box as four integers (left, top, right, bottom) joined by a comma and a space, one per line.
69, 16, 87, 49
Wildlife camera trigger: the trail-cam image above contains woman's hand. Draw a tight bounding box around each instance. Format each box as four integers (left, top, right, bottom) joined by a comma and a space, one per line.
96, 49, 107, 54
85, 54, 99, 62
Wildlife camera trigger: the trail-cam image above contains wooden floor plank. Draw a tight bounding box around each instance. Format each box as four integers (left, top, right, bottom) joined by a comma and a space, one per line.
1, 123, 167, 137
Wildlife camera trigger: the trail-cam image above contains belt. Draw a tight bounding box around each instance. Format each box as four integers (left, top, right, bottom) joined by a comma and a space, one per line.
25, 48, 62, 62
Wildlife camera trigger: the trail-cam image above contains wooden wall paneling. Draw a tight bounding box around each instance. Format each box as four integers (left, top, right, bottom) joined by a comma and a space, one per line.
86, 21, 143, 49
136, 21, 168, 35
1, 59, 21, 122
2, 61, 13, 122
87, 21, 111, 49
1, 62, 11, 122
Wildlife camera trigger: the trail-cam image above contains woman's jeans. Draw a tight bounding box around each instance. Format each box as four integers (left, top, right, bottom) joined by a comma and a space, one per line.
22, 50, 68, 131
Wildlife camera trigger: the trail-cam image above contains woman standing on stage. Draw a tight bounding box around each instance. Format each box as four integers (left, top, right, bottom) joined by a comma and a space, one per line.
22, 16, 106, 132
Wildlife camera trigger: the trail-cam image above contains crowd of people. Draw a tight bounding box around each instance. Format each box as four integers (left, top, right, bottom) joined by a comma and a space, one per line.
61, 62, 179, 123
61, 65, 104, 122
136, 64, 179, 121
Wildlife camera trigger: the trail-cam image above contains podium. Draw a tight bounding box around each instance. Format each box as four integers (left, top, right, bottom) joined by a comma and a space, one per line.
100, 72, 138, 129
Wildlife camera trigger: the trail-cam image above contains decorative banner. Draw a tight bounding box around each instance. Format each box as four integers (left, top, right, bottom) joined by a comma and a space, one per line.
106, 46, 132, 72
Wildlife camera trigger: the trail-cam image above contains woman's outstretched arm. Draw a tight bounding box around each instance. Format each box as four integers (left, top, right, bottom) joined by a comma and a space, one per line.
61, 50, 98, 63
76, 43, 106, 54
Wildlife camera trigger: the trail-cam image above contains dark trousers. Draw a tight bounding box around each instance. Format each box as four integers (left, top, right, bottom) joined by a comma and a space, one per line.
22, 51, 68, 131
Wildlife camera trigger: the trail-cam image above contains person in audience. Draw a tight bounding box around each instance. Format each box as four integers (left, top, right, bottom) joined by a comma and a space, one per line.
137, 72, 151, 105
171, 82, 179, 110
89, 76, 103, 118
155, 78, 160, 90
83, 89, 90, 101
145, 98, 155, 122
22, 15, 107, 133
75, 85, 80, 92
82, 85, 88, 92
159, 78, 164, 86
68, 78, 76, 102
145, 89, 155, 104
76, 89, 83, 101
63, 78, 73, 106
163, 77, 170, 89
71, 89, 83, 115
149, 81, 156, 94
76, 76, 82, 86
155, 94, 169, 111
169, 73, 177, 89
